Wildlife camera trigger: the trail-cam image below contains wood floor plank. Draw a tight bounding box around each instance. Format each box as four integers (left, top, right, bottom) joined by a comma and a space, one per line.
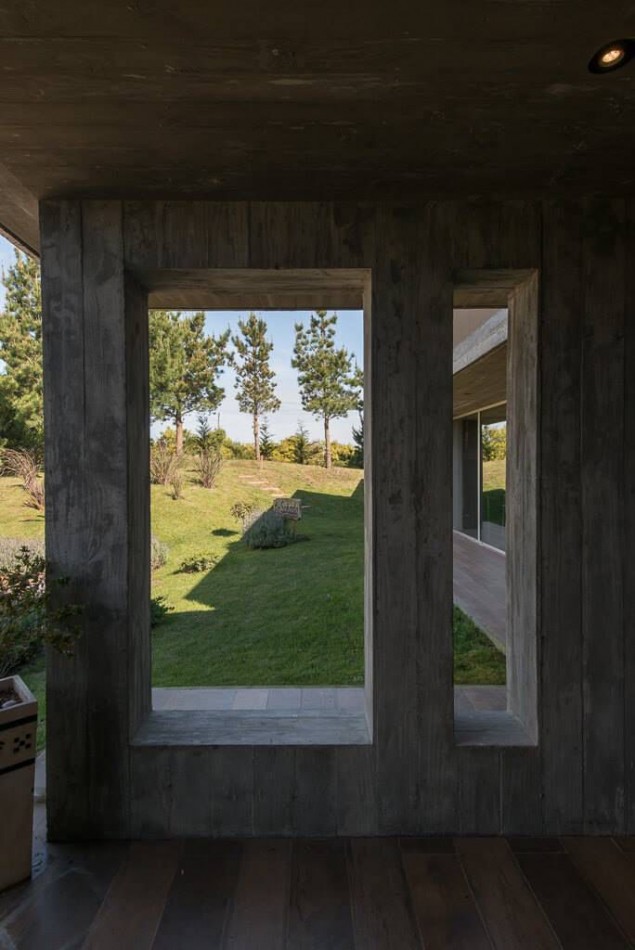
507, 838, 564, 853
612, 836, 635, 853
516, 852, 630, 949
222, 840, 291, 949
83, 841, 182, 950
347, 839, 420, 949
400, 842, 492, 950
3, 842, 128, 950
286, 839, 355, 950
153, 840, 242, 949
563, 837, 635, 942
456, 838, 560, 950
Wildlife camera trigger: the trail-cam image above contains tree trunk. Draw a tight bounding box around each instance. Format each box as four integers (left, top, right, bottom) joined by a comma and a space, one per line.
254, 414, 261, 464
175, 415, 184, 456
324, 416, 331, 469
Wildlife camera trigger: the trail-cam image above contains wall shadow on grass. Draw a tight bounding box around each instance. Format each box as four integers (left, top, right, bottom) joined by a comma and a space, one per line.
152, 483, 365, 687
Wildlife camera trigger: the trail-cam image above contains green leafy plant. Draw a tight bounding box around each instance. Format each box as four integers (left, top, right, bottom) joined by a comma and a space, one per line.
0, 547, 81, 677
0, 538, 45, 572
150, 595, 173, 628
177, 553, 219, 573
230, 501, 255, 529
0, 251, 44, 452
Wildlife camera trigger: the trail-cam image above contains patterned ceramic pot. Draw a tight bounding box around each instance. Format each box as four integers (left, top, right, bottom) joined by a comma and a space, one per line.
0, 675, 37, 891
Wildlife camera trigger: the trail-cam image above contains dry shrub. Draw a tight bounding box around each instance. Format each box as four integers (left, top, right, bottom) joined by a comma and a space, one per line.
151, 536, 169, 571
1, 449, 45, 511
150, 441, 180, 486
170, 470, 184, 500
195, 448, 222, 489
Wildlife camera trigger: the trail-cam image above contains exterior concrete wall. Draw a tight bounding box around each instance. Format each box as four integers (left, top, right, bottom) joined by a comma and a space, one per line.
41, 198, 635, 838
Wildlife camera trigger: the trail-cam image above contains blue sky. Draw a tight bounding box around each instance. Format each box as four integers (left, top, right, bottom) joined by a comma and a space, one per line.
200, 310, 363, 444
0, 235, 16, 297
0, 234, 364, 443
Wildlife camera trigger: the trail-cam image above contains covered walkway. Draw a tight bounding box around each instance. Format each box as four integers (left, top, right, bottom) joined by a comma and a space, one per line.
453, 531, 506, 651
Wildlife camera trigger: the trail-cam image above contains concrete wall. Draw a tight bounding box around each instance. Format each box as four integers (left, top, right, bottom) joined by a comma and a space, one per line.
41, 198, 635, 838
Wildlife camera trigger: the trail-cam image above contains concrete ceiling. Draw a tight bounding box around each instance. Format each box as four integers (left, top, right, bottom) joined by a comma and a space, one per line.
1, 1, 634, 250
453, 344, 507, 418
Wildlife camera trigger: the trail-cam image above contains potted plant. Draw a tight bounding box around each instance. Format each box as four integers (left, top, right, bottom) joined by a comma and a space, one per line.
0, 544, 81, 891
0, 674, 37, 891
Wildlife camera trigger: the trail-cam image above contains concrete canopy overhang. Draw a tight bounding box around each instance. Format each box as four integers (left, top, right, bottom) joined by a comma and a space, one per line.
453, 342, 508, 419
1, 2, 635, 250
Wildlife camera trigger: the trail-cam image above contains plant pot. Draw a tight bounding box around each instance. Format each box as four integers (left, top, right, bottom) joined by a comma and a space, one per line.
0, 675, 37, 892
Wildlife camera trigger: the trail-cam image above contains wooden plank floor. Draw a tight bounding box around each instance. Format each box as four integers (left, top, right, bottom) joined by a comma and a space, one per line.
453, 530, 506, 650
2, 810, 635, 948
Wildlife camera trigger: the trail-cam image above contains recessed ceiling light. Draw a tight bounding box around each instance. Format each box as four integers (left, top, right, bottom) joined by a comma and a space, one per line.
589, 39, 634, 73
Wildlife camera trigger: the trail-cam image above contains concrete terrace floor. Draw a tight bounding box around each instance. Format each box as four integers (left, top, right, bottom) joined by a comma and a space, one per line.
453, 530, 506, 651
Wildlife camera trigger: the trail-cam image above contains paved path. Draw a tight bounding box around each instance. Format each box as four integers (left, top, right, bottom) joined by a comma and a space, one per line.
453, 530, 506, 650
237, 472, 285, 497
153, 685, 505, 714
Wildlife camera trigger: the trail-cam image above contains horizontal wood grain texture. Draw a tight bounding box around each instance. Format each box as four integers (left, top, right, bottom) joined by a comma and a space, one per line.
1, 3, 635, 219
41, 198, 635, 838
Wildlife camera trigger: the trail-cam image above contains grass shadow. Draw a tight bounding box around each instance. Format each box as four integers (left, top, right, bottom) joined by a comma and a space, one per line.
152, 484, 365, 687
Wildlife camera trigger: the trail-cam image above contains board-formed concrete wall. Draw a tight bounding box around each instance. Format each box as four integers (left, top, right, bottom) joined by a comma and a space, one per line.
41, 198, 635, 838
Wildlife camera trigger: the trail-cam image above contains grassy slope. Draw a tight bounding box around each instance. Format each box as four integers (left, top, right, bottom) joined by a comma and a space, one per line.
1, 461, 505, 748
482, 458, 506, 526
482, 459, 506, 491
151, 460, 365, 685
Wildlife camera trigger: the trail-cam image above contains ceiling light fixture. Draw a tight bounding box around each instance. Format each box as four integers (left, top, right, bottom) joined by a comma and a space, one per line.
588, 39, 634, 73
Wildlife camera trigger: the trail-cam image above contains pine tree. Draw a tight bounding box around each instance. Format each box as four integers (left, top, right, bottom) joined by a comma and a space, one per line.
149, 310, 229, 455
352, 411, 364, 468
0, 252, 43, 450
259, 418, 275, 461
350, 365, 364, 468
231, 314, 281, 463
292, 311, 361, 469
293, 423, 311, 465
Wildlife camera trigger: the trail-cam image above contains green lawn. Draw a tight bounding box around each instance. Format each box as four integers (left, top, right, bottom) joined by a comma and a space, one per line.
150, 461, 365, 686
482, 458, 506, 527
1, 460, 505, 749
